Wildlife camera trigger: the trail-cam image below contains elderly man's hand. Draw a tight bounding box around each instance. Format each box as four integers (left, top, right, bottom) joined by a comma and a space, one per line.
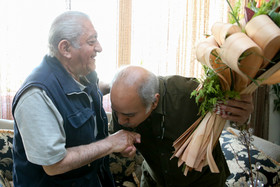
108, 130, 141, 157
217, 94, 254, 124
120, 146, 138, 158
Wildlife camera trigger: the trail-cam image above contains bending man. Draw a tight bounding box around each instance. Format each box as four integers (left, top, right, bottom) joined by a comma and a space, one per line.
110, 65, 253, 187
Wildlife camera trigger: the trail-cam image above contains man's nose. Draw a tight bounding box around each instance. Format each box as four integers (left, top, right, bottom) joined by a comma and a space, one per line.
95, 41, 102, 52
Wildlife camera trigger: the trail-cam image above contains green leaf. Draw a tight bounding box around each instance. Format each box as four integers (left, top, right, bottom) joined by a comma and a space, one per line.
269, 11, 280, 27
227, 0, 241, 27
191, 66, 239, 116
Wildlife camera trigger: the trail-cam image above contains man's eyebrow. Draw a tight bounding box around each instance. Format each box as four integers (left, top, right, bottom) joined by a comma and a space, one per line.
122, 112, 136, 116
89, 34, 97, 39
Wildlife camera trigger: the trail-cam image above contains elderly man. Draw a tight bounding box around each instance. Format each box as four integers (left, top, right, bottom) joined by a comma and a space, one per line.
110, 65, 254, 187
12, 11, 140, 186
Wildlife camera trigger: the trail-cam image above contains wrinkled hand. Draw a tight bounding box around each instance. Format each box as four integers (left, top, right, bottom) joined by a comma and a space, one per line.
108, 130, 141, 157
218, 94, 254, 124
120, 146, 138, 158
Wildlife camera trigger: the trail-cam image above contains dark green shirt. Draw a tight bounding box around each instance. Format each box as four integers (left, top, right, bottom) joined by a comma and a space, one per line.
112, 75, 230, 187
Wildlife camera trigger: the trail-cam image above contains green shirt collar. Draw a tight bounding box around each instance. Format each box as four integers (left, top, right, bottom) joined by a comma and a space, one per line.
153, 77, 165, 115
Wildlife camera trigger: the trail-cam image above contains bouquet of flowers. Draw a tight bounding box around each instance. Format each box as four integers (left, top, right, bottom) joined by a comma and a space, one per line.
171, 0, 280, 176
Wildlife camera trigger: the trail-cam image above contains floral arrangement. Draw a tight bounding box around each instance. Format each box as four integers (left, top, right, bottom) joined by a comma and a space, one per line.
170, 0, 280, 184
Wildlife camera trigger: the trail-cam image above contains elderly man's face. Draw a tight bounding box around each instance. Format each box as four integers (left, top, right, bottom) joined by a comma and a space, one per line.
110, 85, 153, 128
70, 19, 102, 76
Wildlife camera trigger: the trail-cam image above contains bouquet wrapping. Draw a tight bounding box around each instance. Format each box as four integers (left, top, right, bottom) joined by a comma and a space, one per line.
171, 0, 280, 176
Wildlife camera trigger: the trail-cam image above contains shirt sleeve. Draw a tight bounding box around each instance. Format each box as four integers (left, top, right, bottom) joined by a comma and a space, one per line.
14, 87, 66, 165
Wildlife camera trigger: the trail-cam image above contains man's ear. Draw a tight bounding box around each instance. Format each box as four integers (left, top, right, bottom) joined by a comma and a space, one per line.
151, 93, 160, 109
58, 40, 71, 58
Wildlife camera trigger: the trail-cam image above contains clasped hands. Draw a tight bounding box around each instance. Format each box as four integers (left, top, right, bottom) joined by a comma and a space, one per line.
109, 130, 141, 158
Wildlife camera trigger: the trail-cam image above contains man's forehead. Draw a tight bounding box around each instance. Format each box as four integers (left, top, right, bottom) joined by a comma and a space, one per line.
111, 89, 145, 111
111, 102, 138, 115
80, 21, 96, 37
111, 82, 138, 97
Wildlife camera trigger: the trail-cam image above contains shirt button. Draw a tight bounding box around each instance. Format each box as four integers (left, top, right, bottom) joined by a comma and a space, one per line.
88, 163, 91, 167
164, 170, 168, 174
161, 153, 164, 156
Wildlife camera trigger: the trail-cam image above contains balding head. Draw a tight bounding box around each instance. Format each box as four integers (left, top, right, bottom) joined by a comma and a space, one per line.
111, 66, 159, 111
110, 66, 160, 128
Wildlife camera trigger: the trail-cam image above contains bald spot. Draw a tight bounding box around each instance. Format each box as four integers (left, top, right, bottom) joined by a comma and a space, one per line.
110, 66, 150, 112
115, 66, 150, 88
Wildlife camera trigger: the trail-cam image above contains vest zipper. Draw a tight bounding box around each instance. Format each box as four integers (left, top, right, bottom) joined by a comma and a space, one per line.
96, 86, 106, 136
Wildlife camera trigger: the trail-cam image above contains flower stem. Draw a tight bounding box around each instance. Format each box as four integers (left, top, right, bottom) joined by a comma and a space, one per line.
244, 128, 254, 186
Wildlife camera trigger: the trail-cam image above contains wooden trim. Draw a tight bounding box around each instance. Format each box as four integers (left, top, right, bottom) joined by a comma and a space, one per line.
118, 0, 132, 67
251, 85, 270, 140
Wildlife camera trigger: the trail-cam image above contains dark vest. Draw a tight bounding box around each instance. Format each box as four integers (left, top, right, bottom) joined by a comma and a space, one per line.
12, 55, 114, 187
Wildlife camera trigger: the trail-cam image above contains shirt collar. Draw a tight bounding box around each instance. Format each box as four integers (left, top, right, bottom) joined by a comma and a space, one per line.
153, 77, 165, 115
45, 55, 97, 94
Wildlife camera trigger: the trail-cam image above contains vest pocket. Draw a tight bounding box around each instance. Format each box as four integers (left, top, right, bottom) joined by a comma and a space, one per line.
67, 108, 95, 129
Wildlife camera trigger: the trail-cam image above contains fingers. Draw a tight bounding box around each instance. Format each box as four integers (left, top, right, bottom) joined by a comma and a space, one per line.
240, 94, 253, 103
226, 95, 253, 110
109, 130, 141, 154
216, 94, 254, 124
121, 146, 137, 157
131, 132, 141, 144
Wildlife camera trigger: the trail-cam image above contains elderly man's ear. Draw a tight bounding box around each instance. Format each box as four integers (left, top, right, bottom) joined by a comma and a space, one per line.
58, 40, 72, 58
152, 93, 160, 110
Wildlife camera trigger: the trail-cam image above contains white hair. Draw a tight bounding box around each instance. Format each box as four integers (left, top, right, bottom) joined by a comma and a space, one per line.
48, 11, 90, 57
